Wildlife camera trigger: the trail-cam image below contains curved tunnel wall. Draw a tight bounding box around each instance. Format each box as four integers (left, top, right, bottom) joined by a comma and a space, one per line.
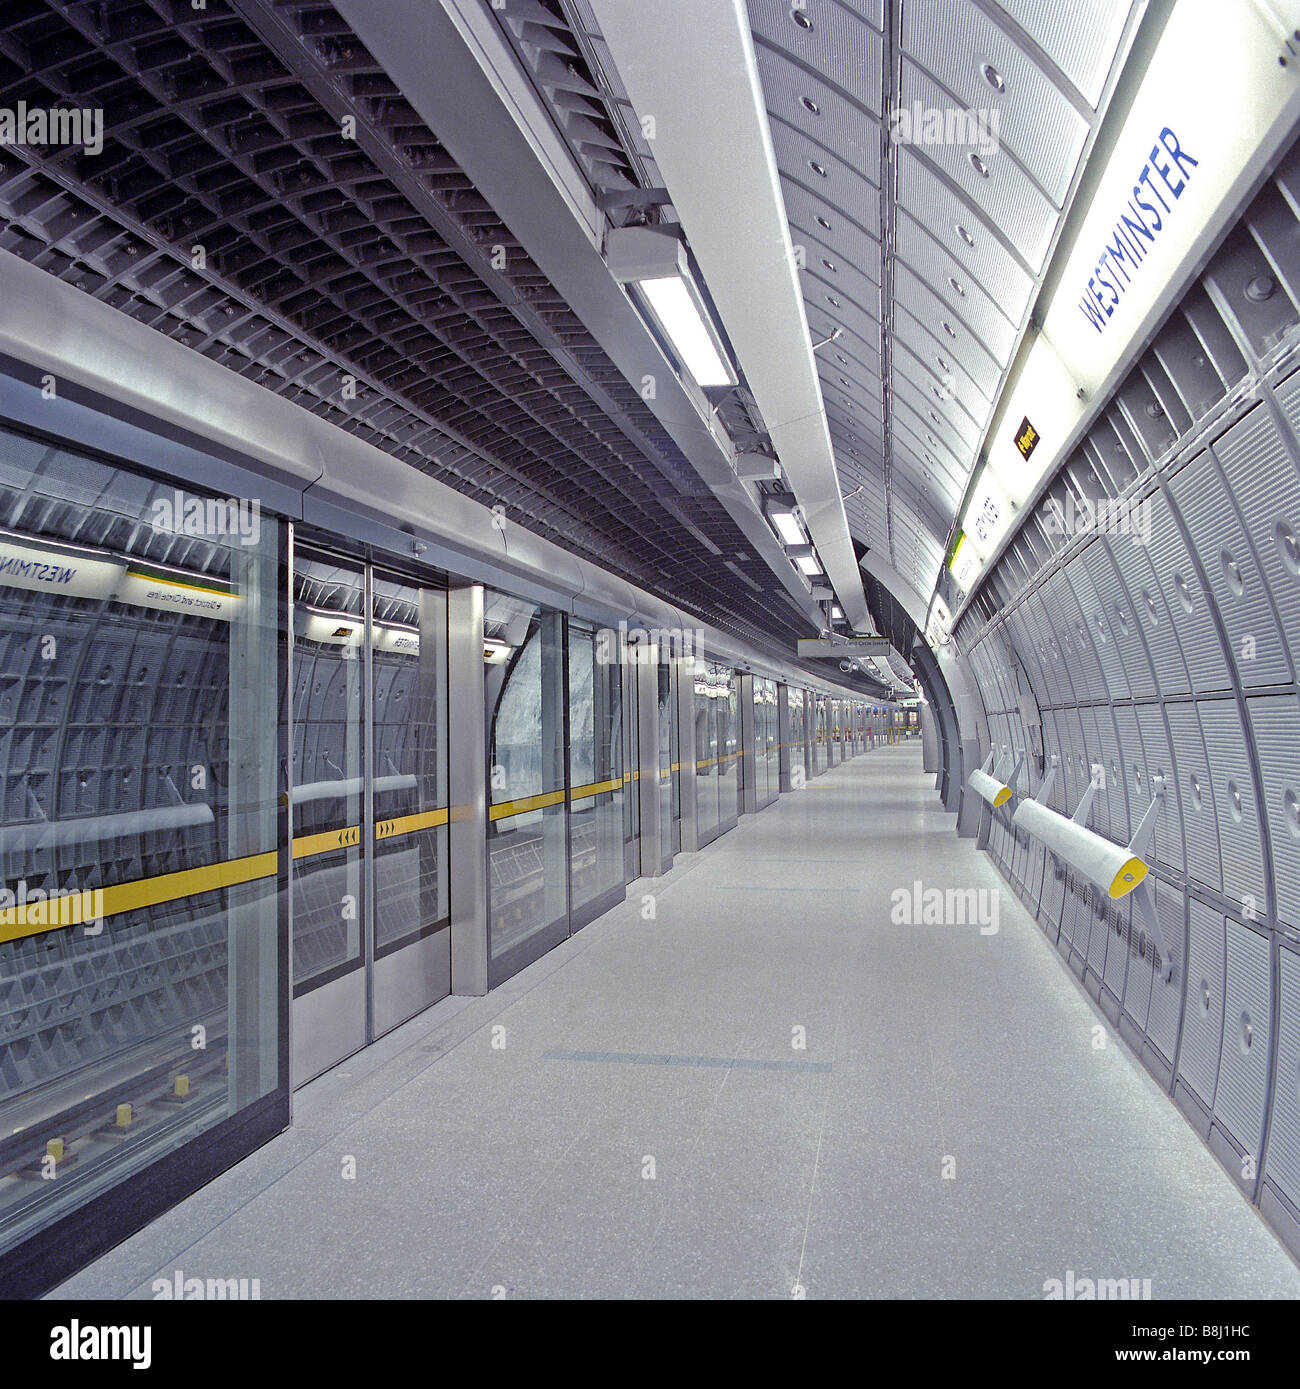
952, 138, 1300, 1257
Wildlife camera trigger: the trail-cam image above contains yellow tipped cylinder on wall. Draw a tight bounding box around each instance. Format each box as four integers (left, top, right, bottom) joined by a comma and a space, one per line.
115, 1103, 132, 1129
968, 765, 1013, 808
46, 1138, 64, 1162
173, 1075, 189, 1097
1012, 796, 1151, 901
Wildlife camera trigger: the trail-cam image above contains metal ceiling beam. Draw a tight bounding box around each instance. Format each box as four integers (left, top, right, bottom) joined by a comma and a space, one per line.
584, 0, 873, 633
332, 0, 825, 630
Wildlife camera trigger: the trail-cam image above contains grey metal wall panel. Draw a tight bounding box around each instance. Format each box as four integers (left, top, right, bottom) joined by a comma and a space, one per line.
895, 214, 1018, 361
1211, 405, 1300, 681
1027, 834, 1046, 903
1135, 704, 1184, 875
1247, 694, 1300, 929
1165, 701, 1224, 893
1198, 699, 1269, 919
1085, 888, 1111, 976
1102, 897, 1131, 1000
1058, 571, 1110, 702
1039, 708, 1072, 816
1071, 707, 1110, 839
1144, 484, 1230, 693
893, 261, 1002, 399
1122, 885, 1157, 1034
1003, 710, 1027, 767
894, 316, 992, 425
1010, 802, 1030, 882
893, 152, 1036, 307
1264, 945, 1300, 1213
1168, 450, 1292, 689
1039, 851, 1065, 939
1177, 900, 1227, 1110
903, 0, 1090, 205
1059, 877, 1083, 952
988, 711, 1009, 751
1045, 590, 1084, 709
749, 0, 885, 108
1112, 704, 1144, 840
1038, 578, 1082, 706
988, 812, 1008, 865
1065, 553, 1130, 700
898, 60, 1058, 271
1087, 543, 1156, 697
1000, 817, 1019, 871
1145, 882, 1185, 1063
893, 371, 979, 455
1273, 362, 1300, 438
768, 117, 881, 228
1094, 706, 1133, 842
1112, 516, 1191, 694
1214, 920, 1273, 1157
994, 0, 1133, 108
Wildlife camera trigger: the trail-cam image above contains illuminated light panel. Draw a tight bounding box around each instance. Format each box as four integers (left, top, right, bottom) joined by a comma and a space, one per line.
769, 508, 807, 547
640, 275, 736, 387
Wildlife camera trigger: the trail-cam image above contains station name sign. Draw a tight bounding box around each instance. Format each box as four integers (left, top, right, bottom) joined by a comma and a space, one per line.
1077, 127, 1199, 338
797, 636, 892, 658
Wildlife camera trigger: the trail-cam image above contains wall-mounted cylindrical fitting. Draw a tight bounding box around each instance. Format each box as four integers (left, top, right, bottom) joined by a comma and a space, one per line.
968, 765, 1013, 808
1011, 796, 1148, 899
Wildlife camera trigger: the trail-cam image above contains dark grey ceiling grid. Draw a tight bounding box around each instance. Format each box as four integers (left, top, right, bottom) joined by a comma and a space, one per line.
0, 0, 880, 672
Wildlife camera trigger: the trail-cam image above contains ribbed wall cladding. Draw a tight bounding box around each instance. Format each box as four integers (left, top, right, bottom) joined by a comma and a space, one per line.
1266, 947, 1300, 1216
1144, 882, 1186, 1068
1216, 920, 1273, 1160
955, 141, 1300, 1252
1179, 902, 1227, 1114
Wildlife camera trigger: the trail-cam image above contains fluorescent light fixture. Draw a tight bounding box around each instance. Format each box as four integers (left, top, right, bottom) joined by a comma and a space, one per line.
606, 225, 737, 389
639, 276, 735, 387
769, 507, 807, 547
795, 554, 822, 576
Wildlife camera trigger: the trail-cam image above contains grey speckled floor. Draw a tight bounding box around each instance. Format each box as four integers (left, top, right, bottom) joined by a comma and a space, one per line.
50, 746, 1300, 1300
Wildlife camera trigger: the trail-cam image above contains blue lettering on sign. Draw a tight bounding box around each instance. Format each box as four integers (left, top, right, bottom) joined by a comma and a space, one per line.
0, 551, 76, 585
1078, 128, 1199, 336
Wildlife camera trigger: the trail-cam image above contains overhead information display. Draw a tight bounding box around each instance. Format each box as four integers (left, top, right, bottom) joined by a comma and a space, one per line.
797, 636, 892, 657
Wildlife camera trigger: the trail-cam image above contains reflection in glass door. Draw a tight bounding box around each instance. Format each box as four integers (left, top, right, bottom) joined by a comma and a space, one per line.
568, 619, 625, 929
289, 549, 449, 1085
623, 647, 639, 879
485, 595, 567, 985
658, 657, 677, 866
369, 570, 450, 1035
718, 666, 739, 833
290, 551, 367, 1082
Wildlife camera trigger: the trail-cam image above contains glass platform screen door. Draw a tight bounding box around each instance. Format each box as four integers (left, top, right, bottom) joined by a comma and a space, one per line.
289, 547, 449, 1086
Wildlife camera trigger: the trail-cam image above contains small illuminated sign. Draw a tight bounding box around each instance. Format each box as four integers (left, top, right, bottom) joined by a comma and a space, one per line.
1014, 416, 1039, 461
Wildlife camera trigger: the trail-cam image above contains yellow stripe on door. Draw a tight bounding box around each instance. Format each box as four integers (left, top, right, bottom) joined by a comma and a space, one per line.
0, 850, 279, 944
570, 777, 623, 802
489, 789, 566, 821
